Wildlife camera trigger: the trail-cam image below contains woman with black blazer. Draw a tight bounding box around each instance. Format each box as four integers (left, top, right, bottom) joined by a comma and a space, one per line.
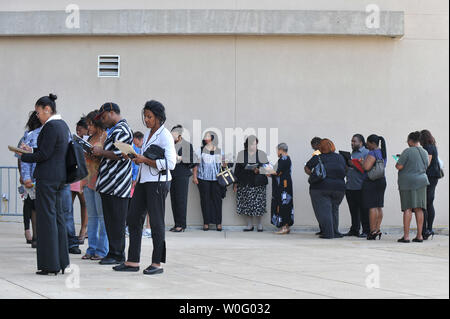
19, 94, 71, 275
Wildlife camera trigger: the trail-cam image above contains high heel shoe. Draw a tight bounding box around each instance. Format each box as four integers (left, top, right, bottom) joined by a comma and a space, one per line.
376, 230, 382, 240
172, 227, 185, 233
367, 231, 378, 240
423, 230, 435, 240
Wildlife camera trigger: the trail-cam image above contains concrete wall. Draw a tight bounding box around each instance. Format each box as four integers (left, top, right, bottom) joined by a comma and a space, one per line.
0, 0, 448, 228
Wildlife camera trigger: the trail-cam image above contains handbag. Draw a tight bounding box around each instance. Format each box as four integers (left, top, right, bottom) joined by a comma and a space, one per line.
367, 159, 385, 181
216, 166, 236, 188
308, 155, 326, 184
66, 140, 88, 184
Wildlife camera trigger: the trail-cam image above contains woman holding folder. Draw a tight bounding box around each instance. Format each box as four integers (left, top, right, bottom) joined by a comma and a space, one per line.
18, 94, 71, 275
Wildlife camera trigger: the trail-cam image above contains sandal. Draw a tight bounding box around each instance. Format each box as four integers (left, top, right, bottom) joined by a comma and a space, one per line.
90, 255, 103, 260
82, 254, 93, 260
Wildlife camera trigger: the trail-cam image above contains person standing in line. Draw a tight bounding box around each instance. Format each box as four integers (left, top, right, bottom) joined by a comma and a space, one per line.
233, 135, 269, 232
270, 143, 294, 235
71, 117, 89, 244
91, 102, 133, 265
169, 125, 196, 233
114, 100, 176, 275
305, 139, 346, 239
343, 134, 370, 238
17, 111, 42, 247
361, 134, 388, 240
81, 110, 109, 260
311, 137, 322, 157
420, 129, 441, 240
396, 132, 430, 243
131, 131, 152, 238
18, 94, 71, 275
192, 131, 228, 232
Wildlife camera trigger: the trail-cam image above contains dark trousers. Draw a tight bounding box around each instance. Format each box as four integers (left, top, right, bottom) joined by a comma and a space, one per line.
100, 193, 129, 262
23, 196, 34, 231
423, 177, 439, 234
197, 179, 223, 225
35, 180, 70, 272
127, 182, 170, 264
345, 189, 370, 234
170, 176, 190, 229
310, 189, 345, 239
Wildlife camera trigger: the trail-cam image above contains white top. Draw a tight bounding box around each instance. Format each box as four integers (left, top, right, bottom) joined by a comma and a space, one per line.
137, 125, 177, 183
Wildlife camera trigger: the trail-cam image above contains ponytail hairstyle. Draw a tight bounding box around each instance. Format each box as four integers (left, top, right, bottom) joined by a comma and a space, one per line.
35, 93, 57, 114
367, 134, 387, 159
353, 134, 366, 148
76, 116, 88, 130
408, 131, 421, 143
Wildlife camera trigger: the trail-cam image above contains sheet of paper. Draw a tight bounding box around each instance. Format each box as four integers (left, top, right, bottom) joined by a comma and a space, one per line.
8, 145, 31, 154
114, 142, 138, 156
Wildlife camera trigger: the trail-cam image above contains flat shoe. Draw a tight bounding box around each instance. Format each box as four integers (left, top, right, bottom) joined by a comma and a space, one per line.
143, 266, 164, 275
397, 237, 411, 243
113, 263, 140, 272
412, 238, 423, 243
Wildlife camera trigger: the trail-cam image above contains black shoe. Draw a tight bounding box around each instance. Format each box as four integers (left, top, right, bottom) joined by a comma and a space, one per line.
397, 237, 411, 243
143, 265, 164, 275
334, 233, 344, 238
257, 228, 263, 233
343, 231, 359, 237
315, 231, 323, 236
319, 235, 333, 239
99, 257, 122, 265
243, 227, 254, 232
169, 227, 176, 232
31, 241, 37, 249
423, 230, 435, 240
69, 247, 81, 254
113, 263, 140, 272
36, 270, 59, 276
359, 233, 368, 238
203, 225, 209, 231
412, 238, 424, 243
172, 227, 185, 233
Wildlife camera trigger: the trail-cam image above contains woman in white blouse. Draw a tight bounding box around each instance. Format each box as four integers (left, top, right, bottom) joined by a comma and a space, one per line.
114, 100, 176, 275
192, 131, 228, 231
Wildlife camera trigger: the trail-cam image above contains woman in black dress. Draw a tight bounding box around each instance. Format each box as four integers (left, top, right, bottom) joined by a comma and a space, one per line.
270, 143, 294, 235
233, 135, 269, 232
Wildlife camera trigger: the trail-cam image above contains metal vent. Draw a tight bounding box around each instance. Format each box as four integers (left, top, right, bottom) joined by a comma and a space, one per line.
98, 55, 120, 77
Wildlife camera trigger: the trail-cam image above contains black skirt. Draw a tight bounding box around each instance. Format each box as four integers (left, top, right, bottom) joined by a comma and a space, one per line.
362, 177, 387, 209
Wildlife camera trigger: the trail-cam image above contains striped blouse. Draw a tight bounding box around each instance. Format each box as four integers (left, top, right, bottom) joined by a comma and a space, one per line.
96, 119, 133, 198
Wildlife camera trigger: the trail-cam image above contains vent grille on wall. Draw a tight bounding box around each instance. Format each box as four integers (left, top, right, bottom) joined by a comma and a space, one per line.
98, 55, 120, 77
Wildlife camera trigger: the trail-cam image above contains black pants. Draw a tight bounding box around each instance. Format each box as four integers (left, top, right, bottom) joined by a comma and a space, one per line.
423, 177, 439, 234
23, 196, 35, 231
127, 182, 170, 264
35, 180, 70, 272
310, 189, 345, 239
345, 190, 370, 234
100, 193, 129, 262
197, 179, 223, 225
170, 176, 190, 229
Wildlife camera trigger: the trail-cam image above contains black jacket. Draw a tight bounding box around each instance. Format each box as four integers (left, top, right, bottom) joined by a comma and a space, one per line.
21, 119, 70, 183
171, 139, 196, 177
234, 150, 269, 187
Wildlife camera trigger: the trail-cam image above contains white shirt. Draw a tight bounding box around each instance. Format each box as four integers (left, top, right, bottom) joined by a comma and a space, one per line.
138, 125, 177, 183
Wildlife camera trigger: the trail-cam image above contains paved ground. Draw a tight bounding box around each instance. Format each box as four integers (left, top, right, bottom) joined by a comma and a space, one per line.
0, 220, 448, 299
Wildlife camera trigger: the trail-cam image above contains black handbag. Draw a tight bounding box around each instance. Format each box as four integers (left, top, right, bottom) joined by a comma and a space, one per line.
308, 155, 327, 185
217, 166, 236, 188
66, 140, 88, 184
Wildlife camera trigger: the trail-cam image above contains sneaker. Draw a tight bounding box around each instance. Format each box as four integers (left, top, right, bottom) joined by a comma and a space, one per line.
142, 228, 152, 238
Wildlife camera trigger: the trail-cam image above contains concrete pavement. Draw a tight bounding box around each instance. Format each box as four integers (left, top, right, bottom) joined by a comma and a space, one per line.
0, 220, 448, 299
